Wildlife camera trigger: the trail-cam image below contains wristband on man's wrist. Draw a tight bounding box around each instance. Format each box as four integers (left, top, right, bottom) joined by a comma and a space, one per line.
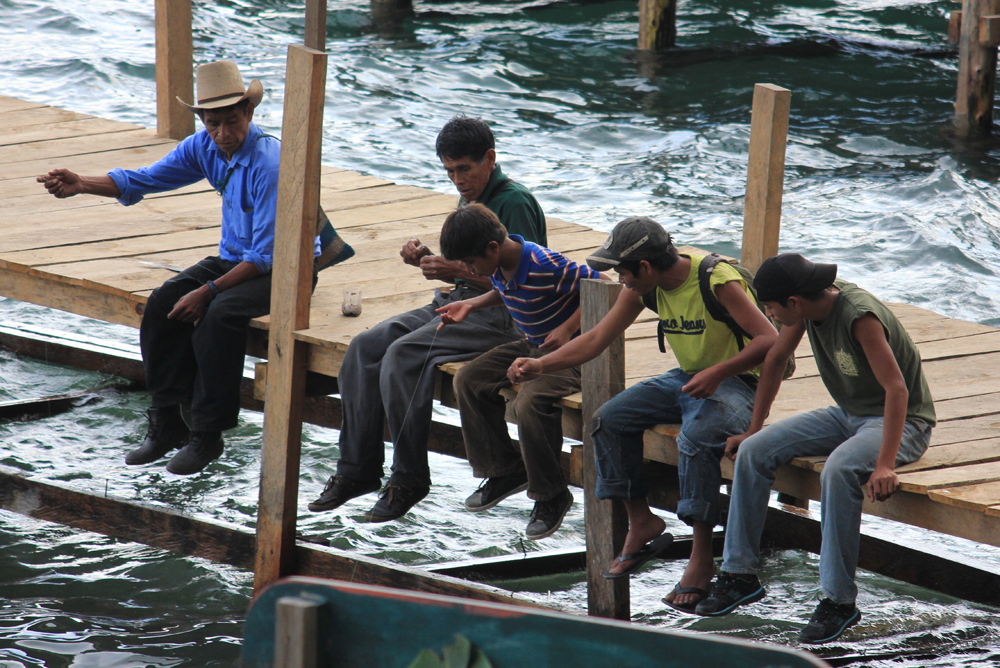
207, 281, 221, 299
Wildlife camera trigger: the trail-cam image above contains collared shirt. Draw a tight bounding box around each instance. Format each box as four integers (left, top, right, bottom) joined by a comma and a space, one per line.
490, 235, 599, 344
108, 123, 320, 274
458, 165, 547, 246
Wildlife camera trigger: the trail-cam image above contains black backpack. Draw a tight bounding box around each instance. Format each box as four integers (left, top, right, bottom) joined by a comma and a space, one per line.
640, 253, 795, 379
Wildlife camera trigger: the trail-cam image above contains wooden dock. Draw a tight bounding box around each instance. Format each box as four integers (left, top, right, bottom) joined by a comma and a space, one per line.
3, 92, 1000, 609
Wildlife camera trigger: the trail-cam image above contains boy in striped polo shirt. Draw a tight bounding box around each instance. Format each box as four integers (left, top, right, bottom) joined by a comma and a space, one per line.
437, 203, 607, 539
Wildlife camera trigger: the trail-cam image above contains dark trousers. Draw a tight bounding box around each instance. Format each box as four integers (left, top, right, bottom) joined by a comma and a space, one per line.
453, 339, 581, 502
140, 256, 272, 432
335, 286, 523, 489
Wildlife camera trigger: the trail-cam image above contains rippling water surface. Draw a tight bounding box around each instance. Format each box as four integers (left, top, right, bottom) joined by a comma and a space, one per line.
3, 0, 1000, 666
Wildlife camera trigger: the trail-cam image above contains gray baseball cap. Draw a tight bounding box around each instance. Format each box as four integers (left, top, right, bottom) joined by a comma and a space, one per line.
586, 217, 674, 272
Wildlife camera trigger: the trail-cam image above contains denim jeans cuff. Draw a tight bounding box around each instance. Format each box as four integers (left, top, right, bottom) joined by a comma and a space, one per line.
595, 477, 647, 500
677, 499, 720, 528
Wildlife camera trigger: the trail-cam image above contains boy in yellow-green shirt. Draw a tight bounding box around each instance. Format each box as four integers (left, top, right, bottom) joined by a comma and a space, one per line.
508, 217, 777, 611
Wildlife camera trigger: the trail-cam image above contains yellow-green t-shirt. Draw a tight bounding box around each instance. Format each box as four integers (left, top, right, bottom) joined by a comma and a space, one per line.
654, 254, 760, 375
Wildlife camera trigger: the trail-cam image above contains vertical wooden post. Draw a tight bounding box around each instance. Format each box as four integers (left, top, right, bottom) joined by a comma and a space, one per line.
304, 0, 327, 52
581, 279, 630, 620
955, 0, 1000, 137
638, 0, 677, 50
253, 44, 328, 594
154, 0, 195, 140
274, 597, 321, 668
741, 83, 791, 274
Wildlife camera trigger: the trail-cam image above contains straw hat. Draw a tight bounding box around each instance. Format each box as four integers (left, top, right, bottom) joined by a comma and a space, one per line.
176, 60, 264, 111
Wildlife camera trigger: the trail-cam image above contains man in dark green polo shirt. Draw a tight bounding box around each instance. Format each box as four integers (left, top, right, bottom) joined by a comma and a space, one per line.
308, 115, 547, 523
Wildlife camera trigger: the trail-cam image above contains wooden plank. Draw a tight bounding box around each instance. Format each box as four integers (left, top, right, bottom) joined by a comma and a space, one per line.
319, 184, 452, 212
638, 0, 676, 50
0, 107, 93, 130
155, 0, 194, 140
326, 194, 458, 229
0, 227, 222, 267
928, 480, 1000, 511
0, 96, 48, 114
955, 0, 1000, 136
304, 0, 327, 52
0, 143, 176, 181
980, 14, 1000, 46
0, 117, 142, 147
580, 279, 629, 620
741, 83, 790, 273
255, 44, 328, 594
0, 266, 144, 328
899, 459, 1000, 493
951, 10, 964, 42
274, 597, 319, 668
0, 129, 169, 164
0, 465, 532, 607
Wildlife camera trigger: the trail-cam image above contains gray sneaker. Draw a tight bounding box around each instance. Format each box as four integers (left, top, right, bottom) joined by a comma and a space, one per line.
798, 599, 861, 644
464, 468, 529, 511
525, 489, 573, 539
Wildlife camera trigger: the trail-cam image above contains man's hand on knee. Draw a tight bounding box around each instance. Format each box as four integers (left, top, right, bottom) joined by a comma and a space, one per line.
168, 286, 212, 322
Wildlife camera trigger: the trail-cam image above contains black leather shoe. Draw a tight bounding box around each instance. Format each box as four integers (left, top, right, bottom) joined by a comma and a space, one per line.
798, 599, 861, 644
525, 489, 574, 539
361, 482, 429, 523
125, 405, 189, 465
308, 474, 382, 512
464, 467, 528, 511
165, 431, 224, 475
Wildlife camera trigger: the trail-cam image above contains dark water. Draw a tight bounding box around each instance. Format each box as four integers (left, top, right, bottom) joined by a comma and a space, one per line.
3, 0, 1000, 665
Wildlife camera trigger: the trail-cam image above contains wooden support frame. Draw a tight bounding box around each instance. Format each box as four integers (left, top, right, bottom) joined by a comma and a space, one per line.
304, 0, 327, 52
741, 83, 791, 274
951, 10, 965, 43
580, 279, 630, 620
254, 44, 328, 594
275, 597, 321, 668
638, 0, 677, 51
955, 0, 1000, 137
154, 0, 194, 140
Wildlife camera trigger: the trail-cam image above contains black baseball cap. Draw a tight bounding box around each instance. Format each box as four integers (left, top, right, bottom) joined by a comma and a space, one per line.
754, 253, 838, 303
587, 217, 674, 272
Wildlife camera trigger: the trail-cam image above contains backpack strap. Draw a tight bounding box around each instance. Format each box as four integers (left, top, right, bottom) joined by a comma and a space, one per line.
640, 289, 667, 353
698, 253, 752, 351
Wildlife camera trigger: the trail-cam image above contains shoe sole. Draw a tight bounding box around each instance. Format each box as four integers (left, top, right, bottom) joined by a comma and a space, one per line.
798, 609, 861, 644
307, 482, 381, 512
125, 431, 190, 466
696, 586, 766, 617
464, 482, 529, 512
525, 496, 573, 540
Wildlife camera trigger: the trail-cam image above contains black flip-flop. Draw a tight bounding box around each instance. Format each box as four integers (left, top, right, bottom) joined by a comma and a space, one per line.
663, 584, 709, 613
602, 533, 674, 579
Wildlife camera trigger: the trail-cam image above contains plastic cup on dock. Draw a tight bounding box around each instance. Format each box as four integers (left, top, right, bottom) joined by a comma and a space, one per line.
342, 288, 362, 317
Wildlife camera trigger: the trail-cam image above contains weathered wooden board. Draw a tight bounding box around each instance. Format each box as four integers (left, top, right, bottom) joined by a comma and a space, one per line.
0, 129, 171, 164
0, 106, 93, 130
0, 117, 142, 147
0, 96, 47, 113
900, 459, 1000, 493
0, 143, 178, 181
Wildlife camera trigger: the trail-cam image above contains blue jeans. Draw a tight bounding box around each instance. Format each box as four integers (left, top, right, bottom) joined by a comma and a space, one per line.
722, 406, 932, 604
589, 369, 756, 528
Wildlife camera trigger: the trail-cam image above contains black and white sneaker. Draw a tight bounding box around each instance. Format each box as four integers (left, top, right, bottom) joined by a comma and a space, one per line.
694, 572, 766, 617
525, 489, 573, 539
798, 598, 861, 644
464, 469, 529, 511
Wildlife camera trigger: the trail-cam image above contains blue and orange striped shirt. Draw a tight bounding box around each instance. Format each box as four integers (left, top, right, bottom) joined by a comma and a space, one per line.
490, 235, 600, 345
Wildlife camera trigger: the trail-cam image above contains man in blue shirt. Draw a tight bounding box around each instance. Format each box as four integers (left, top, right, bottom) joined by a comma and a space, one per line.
36, 60, 340, 475
308, 116, 547, 523
436, 204, 605, 539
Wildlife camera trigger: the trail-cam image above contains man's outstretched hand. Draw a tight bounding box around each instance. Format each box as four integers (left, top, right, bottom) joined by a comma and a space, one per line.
37, 169, 84, 198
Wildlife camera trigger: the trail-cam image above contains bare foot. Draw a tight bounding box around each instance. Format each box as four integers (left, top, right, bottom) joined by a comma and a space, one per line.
606, 514, 667, 576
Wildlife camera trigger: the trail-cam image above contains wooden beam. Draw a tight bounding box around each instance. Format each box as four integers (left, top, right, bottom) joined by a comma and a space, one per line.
304, 0, 327, 52
638, 0, 677, 51
955, 0, 1000, 137
741, 83, 791, 273
981, 14, 1000, 46
255, 44, 328, 593
275, 597, 320, 668
154, 0, 194, 141
0, 464, 536, 606
580, 279, 630, 620
951, 10, 964, 43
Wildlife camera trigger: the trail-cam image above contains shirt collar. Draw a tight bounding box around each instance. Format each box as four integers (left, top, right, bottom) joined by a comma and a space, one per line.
494, 234, 530, 288
477, 164, 507, 203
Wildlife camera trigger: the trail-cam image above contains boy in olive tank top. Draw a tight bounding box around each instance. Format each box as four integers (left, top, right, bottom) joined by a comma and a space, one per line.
697, 254, 936, 644
508, 218, 778, 611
